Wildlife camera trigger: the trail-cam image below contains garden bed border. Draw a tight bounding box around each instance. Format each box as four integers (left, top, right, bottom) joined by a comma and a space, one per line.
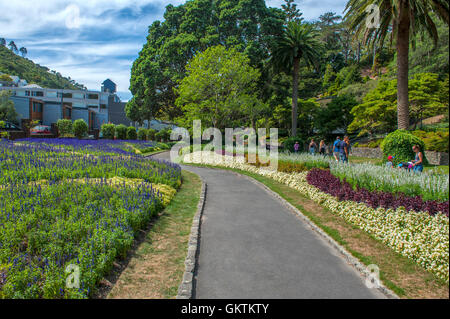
176, 177, 207, 299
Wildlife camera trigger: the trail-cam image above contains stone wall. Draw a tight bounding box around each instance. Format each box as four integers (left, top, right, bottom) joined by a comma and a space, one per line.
351, 147, 449, 166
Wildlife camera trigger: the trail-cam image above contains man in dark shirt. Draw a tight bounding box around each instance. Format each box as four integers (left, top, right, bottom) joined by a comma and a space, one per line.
339, 137, 349, 163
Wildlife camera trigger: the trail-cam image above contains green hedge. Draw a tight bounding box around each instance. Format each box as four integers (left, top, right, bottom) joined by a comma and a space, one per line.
101, 124, 115, 140
147, 128, 157, 141
127, 126, 137, 140
73, 119, 88, 139
116, 124, 127, 140
381, 130, 428, 165
57, 119, 73, 137
137, 128, 148, 140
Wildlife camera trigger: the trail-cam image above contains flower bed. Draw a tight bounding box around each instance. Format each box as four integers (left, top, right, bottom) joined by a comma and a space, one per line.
183, 151, 449, 283
307, 169, 449, 217
0, 140, 181, 298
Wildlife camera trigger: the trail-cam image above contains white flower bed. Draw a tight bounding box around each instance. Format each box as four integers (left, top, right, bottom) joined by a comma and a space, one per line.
184, 151, 449, 283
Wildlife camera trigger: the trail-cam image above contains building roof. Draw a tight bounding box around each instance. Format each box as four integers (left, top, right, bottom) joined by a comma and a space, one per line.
23, 84, 43, 89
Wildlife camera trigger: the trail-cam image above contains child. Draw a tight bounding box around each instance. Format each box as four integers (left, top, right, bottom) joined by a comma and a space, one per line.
386, 155, 394, 168
294, 141, 300, 153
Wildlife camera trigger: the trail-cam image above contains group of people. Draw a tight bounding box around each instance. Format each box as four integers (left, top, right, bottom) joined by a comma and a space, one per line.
386, 144, 424, 172
293, 136, 351, 163
292, 136, 425, 173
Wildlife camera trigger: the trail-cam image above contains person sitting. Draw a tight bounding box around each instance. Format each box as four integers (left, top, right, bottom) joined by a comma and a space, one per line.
386, 155, 395, 168
411, 145, 424, 172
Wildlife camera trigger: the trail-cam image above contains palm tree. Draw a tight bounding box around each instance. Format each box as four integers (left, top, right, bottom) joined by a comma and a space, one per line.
8, 41, 18, 54
344, 0, 449, 130
271, 21, 322, 137
19, 47, 27, 58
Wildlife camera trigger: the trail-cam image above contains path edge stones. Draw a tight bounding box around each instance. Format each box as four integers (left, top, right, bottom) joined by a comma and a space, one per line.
176, 175, 207, 299
231, 171, 400, 300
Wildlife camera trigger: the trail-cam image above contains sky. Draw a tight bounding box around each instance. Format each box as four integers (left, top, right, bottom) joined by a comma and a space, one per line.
0, 0, 347, 102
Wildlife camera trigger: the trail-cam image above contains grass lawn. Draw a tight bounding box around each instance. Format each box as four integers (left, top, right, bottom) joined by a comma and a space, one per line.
183, 162, 449, 299
106, 170, 202, 299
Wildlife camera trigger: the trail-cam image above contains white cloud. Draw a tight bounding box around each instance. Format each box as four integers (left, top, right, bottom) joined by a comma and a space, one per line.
1, 0, 348, 99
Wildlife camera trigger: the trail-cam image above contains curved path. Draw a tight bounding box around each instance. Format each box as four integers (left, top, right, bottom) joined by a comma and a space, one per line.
152, 152, 385, 299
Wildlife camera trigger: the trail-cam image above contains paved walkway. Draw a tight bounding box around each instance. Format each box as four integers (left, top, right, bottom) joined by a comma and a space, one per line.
151, 152, 384, 299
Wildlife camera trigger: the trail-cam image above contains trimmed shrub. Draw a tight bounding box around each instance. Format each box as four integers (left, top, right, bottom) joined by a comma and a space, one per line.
116, 124, 127, 140
282, 136, 305, 153
137, 128, 148, 140
381, 130, 428, 165
127, 126, 137, 140
57, 119, 73, 137
147, 128, 157, 141
73, 119, 88, 139
101, 123, 115, 140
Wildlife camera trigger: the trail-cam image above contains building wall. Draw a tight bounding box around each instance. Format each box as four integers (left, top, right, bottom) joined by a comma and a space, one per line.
42, 103, 62, 126
72, 108, 89, 124
10, 96, 29, 123
108, 96, 130, 126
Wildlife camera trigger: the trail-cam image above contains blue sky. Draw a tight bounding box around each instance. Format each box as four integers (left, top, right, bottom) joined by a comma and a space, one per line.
0, 0, 347, 102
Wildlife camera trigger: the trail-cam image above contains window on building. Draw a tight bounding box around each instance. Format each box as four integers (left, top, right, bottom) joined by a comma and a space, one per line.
88, 105, 98, 109
46, 91, 57, 98
73, 93, 84, 99
88, 94, 99, 100
100, 104, 107, 109
62, 93, 72, 98
65, 108, 72, 118
32, 91, 44, 97
25, 91, 30, 96
33, 102, 43, 113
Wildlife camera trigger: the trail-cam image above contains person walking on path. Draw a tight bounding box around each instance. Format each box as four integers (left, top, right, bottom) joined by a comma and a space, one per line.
294, 141, 300, 153
333, 137, 341, 162
339, 137, 349, 163
412, 145, 424, 172
309, 139, 318, 155
319, 140, 326, 156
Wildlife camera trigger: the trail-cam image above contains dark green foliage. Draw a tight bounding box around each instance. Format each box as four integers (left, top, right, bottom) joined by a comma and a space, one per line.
0, 90, 18, 122
130, 0, 285, 123
126, 126, 137, 140
147, 128, 157, 141
283, 136, 305, 152
0, 45, 84, 89
73, 119, 88, 139
381, 130, 428, 165
412, 130, 449, 152
101, 124, 115, 140
115, 124, 127, 140
137, 128, 148, 140
315, 95, 357, 138
56, 119, 73, 137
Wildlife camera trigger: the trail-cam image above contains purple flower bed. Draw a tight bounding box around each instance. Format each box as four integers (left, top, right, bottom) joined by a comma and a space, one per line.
306, 169, 449, 217
15, 138, 155, 155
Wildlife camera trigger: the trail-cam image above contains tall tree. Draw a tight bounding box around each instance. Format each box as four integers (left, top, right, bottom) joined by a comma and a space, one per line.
344, 0, 449, 130
175, 45, 261, 130
130, 0, 285, 123
271, 21, 322, 136
19, 47, 27, 58
281, 0, 303, 22
8, 41, 18, 54
0, 38, 6, 46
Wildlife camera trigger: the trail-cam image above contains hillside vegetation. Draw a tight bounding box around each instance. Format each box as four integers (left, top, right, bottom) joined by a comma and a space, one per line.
0, 45, 84, 90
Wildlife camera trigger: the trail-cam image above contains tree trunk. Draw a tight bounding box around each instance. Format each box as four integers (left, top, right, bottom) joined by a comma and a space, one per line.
291, 57, 300, 137
396, 0, 411, 130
